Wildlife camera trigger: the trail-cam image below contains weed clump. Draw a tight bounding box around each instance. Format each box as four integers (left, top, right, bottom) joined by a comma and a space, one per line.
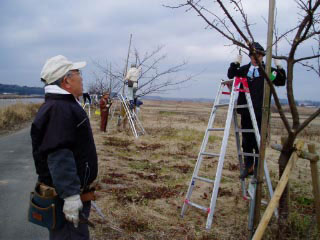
104, 136, 133, 148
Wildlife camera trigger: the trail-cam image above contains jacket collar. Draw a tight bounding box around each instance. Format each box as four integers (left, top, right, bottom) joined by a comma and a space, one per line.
45, 85, 70, 95
44, 85, 82, 106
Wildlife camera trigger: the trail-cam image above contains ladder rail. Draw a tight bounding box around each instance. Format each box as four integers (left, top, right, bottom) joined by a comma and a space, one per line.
206, 79, 238, 229
245, 92, 260, 146
181, 80, 225, 217
131, 109, 146, 135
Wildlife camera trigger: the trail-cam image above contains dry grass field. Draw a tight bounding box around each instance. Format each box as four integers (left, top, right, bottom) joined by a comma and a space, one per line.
88, 100, 320, 240
0, 102, 41, 133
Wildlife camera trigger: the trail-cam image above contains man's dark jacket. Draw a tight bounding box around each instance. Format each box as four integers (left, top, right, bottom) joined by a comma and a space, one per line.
31, 93, 98, 198
227, 62, 286, 112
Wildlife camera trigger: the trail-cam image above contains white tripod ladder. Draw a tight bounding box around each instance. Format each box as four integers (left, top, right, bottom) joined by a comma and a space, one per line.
118, 93, 146, 138
181, 77, 276, 230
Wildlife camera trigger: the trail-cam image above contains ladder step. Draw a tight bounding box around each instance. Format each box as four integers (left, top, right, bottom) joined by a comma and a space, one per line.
235, 129, 255, 133
239, 152, 260, 157
208, 128, 224, 131
193, 176, 215, 184
235, 104, 248, 109
215, 103, 229, 108
200, 152, 220, 157
184, 199, 210, 213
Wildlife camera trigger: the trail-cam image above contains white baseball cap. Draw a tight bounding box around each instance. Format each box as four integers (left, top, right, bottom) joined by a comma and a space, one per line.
40, 55, 86, 84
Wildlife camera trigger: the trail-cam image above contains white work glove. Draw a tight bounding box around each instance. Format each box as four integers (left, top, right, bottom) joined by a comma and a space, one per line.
274, 59, 282, 69
234, 55, 242, 64
63, 194, 83, 228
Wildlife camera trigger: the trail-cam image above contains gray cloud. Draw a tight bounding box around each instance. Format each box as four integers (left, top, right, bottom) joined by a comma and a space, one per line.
0, 0, 319, 101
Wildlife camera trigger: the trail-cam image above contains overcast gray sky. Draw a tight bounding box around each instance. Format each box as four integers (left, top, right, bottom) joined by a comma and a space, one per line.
1, 0, 319, 101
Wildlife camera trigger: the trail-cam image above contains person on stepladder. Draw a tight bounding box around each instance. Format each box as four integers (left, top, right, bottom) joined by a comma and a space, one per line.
125, 63, 141, 109
118, 63, 141, 131
227, 42, 286, 179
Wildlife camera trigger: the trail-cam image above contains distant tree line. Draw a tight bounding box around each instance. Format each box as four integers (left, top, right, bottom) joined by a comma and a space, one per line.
0, 84, 44, 95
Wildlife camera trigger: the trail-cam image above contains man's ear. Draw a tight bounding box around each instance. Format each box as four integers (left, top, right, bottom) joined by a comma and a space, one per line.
63, 76, 70, 85
61, 76, 69, 89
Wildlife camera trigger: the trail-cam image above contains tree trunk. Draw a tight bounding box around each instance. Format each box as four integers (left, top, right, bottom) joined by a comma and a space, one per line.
286, 60, 299, 129
278, 133, 296, 236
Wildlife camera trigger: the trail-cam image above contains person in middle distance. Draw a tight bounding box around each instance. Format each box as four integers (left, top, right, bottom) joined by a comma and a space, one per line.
100, 91, 112, 132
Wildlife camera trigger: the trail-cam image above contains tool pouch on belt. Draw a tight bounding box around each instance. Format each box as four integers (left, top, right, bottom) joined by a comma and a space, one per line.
28, 183, 65, 230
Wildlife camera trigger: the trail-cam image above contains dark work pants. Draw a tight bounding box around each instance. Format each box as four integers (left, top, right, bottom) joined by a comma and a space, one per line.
100, 110, 109, 132
240, 109, 262, 169
49, 201, 91, 240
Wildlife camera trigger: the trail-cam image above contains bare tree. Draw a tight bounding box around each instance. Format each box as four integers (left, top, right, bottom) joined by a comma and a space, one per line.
88, 62, 123, 97
92, 45, 193, 98
166, 0, 320, 235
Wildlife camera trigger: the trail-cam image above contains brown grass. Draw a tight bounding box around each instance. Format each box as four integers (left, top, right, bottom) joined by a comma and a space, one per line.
0, 103, 42, 131
88, 100, 320, 240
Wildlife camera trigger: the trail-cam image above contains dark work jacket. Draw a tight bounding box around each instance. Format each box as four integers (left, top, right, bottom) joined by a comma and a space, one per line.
227, 62, 286, 114
31, 93, 98, 198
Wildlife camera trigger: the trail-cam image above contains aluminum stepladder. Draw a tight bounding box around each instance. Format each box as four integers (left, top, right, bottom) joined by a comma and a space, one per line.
118, 93, 146, 138
181, 77, 277, 230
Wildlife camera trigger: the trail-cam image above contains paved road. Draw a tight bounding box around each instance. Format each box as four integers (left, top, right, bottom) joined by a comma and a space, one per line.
0, 127, 48, 240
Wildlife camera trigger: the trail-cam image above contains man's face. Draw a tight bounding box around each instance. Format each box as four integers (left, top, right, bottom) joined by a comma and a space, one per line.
250, 54, 264, 66
64, 70, 83, 98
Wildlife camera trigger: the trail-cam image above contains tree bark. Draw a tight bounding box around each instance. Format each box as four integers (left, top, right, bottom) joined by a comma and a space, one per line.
278, 133, 295, 236
286, 60, 300, 129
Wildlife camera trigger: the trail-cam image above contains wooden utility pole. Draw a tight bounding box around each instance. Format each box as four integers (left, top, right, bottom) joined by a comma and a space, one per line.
118, 34, 132, 126
253, 0, 276, 230
122, 34, 132, 95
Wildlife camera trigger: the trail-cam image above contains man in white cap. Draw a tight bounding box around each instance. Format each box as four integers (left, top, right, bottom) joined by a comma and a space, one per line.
31, 55, 98, 239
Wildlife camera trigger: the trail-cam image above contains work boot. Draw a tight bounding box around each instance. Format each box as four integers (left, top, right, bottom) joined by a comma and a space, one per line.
240, 165, 254, 179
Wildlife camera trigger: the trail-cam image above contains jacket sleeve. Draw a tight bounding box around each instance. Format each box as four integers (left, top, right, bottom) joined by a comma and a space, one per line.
227, 62, 241, 79
47, 149, 81, 198
272, 67, 286, 86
